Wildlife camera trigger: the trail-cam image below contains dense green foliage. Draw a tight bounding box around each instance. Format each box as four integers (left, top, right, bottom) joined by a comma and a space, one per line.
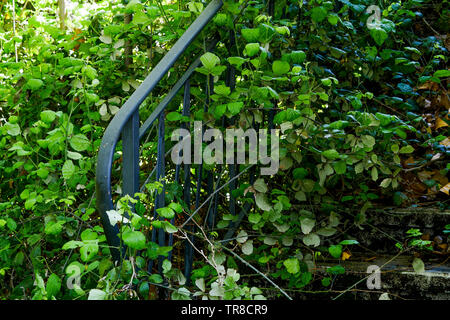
0, 0, 448, 300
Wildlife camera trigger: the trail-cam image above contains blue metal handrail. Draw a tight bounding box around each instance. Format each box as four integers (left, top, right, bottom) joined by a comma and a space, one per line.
96, 0, 223, 261
96, 0, 278, 287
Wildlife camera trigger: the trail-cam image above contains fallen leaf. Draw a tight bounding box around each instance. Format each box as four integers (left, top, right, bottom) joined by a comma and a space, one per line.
440, 183, 450, 195
432, 171, 448, 186
431, 153, 442, 162
418, 81, 439, 91
421, 233, 430, 241
403, 156, 416, 168
341, 251, 351, 261
379, 293, 391, 300
417, 171, 432, 182
440, 137, 450, 147
441, 93, 450, 109
436, 117, 448, 129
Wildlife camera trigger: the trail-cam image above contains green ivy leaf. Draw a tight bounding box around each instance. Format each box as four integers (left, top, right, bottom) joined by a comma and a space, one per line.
248, 213, 261, 224
5, 122, 20, 136
399, 145, 414, 154
70, 134, 90, 152
166, 112, 182, 122
157, 207, 175, 219
160, 260, 171, 274
46, 274, 62, 299
253, 178, 268, 193
311, 6, 328, 23
169, 202, 183, 213
214, 104, 227, 119
36, 167, 49, 179
40, 110, 57, 123
26, 78, 44, 90
333, 161, 347, 175
122, 230, 146, 250
80, 241, 98, 262
293, 168, 308, 180
242, 240, 253, 255
317, 227, 337, 237
227, 102, 244, 116
300, 217, 315, 234
380, 178, 392, 188
227, 57, 248, 68
241, 28, 260, 42
329, 245, 342, 259
327, 265, 345, 275
149, 273, 163, 284
62, 160, 76, 180
290, 50, 306, 64
162, 221, 178, 233
82, 66, 98, 80
322, 149, 340, 160
328, 14, 339, 25
433, 70, 450, 78
339, 239, 359, 245
371, 167, 378, 181
67, 151, 83, 160
258, 24, 276, 43
62, 240, 84, 250
370, 27, 388, 46
244, 43, 260, 57
303, 233, 320, 247
200, 52, 220, 70
88, 289, 107, 300
302, 179, 316, 193
361, 135, 376, 148
254, 193, 272, 211
272, 60, 290, 75
214, 85, 231, 96
132, 11, 151, 25
45, 220, 65, 235
283, 258, 300, 274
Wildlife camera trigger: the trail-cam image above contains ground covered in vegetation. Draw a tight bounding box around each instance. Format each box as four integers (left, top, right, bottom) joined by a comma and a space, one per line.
0, 0, 449, 300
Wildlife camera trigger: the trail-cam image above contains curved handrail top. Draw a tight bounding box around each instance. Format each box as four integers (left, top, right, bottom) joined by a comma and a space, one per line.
96, 0, 223, 215
138, 37, 220, 140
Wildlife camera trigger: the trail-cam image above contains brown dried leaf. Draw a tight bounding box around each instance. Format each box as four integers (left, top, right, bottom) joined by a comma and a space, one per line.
436, 117, 448, 129
418, 81, 439, 91
403, 156, 417, 168
439, 183, 450, 195
440, 137, 450, 147
341, 251, 351, 261
417, 171, 433, 182
432, 171, 448, 186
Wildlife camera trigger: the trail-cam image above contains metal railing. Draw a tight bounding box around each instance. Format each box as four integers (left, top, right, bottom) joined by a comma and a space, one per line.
96, 0, 276, 282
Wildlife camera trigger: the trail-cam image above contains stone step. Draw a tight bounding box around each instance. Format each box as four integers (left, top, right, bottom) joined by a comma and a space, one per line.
313, 253, 450, 300
337, 207, 450, 253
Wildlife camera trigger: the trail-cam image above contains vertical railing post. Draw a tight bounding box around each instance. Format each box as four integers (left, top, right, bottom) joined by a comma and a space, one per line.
268, 0, 275, 17
122, 110, 140, 202
205, 75, 216, 230
182, 79, 194, 283
156, 111, 166, 273
95, 0, 225, 281
226, 29, 238, 221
